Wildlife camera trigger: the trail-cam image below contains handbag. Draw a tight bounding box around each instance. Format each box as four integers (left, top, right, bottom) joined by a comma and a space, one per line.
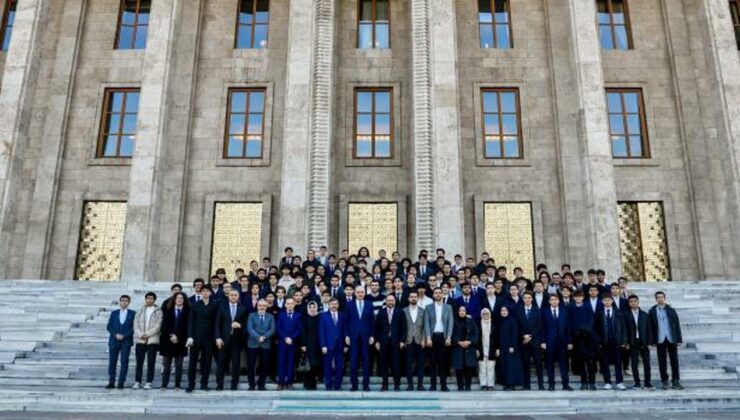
296, 353, 311, 373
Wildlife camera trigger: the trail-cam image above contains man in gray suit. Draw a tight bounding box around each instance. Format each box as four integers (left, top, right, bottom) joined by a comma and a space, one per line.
246, 299, 275, 390
404, 291, 426, 390
424, 287, 454, 391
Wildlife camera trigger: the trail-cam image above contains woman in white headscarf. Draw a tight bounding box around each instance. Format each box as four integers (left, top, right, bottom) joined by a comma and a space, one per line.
477, 308, 496, 390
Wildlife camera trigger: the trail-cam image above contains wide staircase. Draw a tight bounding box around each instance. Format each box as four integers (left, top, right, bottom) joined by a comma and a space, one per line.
0, 279, 739, 415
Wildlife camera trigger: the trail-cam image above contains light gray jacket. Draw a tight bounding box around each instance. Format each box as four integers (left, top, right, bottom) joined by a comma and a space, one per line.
133, 305, 163, 345
423, 302, 454, 340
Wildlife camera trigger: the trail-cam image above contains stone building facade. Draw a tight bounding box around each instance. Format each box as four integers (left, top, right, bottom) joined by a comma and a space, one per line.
0, 0, 739, 284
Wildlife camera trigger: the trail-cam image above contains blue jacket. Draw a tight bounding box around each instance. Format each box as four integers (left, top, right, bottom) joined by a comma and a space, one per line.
277, 311, 302, 343
541, 306, 571, 348
107, 309, 136, 347
455, 295, 481, 319
344, 299, 375, 341
319, 311, 345, 351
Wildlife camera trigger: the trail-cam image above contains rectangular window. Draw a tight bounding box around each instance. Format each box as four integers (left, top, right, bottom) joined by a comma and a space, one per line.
481, 88, 522, 159
224, 88, 266, 159
235, 0, 269, 49
478, 0, 512, 49
210, 203, 263, 276
354, 88, 393, 159
358, 0, 390, 49
348, 203, 398, 257
618, 202, 671, 281
483, 203, 535, 279
597, 0, 632, 50
0, 0, 16, 51
75, 201, 127, 281
606, 88, 649, 158
115, 0, 151, 50
731, 1, 740, 50
97, 88, 140, 158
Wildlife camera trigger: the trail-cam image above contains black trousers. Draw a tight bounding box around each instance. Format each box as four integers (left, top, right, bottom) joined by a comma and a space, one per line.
134, 343, 158, 384
455, 367, 474, 390
303, 364, 320, 390
629, 339, 652, 386
656, 341, 680, 382
429, 333, 449, 387
405, 341, 425, 386
601, 342, 624, 384
187, 342, 213, 388
377, 342, 401, 387
217, 339, 243, 389
521, 342, 543, 388
247, 347, 270, 388
574, 353, 597, 385
161, 355, 184, 388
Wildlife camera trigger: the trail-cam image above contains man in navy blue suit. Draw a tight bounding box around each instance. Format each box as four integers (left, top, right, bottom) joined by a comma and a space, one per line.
541, 294, 573, 391
518, 291, 544, 390
319, 298, 345, 390
374, 294, 407, 391
276, 298, 302, 390
455, 282, 480, 321
345, 287, 375, 391
106, 295, 135, 389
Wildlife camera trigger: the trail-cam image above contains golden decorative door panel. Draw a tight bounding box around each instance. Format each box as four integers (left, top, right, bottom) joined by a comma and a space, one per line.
75, 201, 127, 281
210, 203, 263, 276
483, 203, 535, 279
348, 203, 398, 258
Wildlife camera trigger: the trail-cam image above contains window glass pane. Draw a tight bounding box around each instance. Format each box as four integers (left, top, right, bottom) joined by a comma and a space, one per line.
117, 26, 134, 49
598, 12, 610, 24
122, 115, 138, 134
485, 139, 501, 158
503, 136, 520, 158
502, 114, 518, 134
254, 24, 268, 48
119, 135, 135, 157
484, 114, 499, 135
230, 115, 245, 135
107, 115, 121, 134
607, 93, 622, 112
358, 24, 373, 48
629, 135, 643, 156
612, 136, 627, 157
479, 0, 492, 15
357, 92, 373, 113
125, 92, 140, 113
599, 26, 613, 49
227, 136, 244, 157
479, 24, 494, 48
255, 0, 270, 23
623, 92, 639, 113
111, 92, 125, 112
613, 12, 625, 25
2, 28, 11, 51
375, 137, 391, 157
482, 92, 498, 113
496, 24, 510, 48
376, 24, 390, 48
500, 92, 516, 113
246, 139, 262, 157
356, 137, 372, 157
494, 11, 508, 24
247, 114, 263, 134
231, 92, 247, 113
375, 114, 391, 135
104, 136, 119, 156
237, 26, 253, 49
357, 114, 372, 135
375, 91, 391, 113
121, 10, 136, 26
609, 115, 624, 134
627, 114, 641, 134
376, 0, 389, 21
134, 26, 148, 49
240, 0, 254, 21
360, 0, 373, 21
614, 26, 628, 50
249, 92, 265, 113
138, 9, 150, 25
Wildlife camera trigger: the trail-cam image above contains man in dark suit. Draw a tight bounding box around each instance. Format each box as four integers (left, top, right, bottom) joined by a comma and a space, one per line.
106, 295, 135, 389
649, 291, 683, 390
595, 294, 627, 390
214, 289, 247, 391
455, 282, 480, 321
479, 282, 503, 323
415, 254, 433, 282
188, 278, 205, 305
185, 287, 217, 392
246, 299, 275, 390
319, 298, 345, 390
517, 291, 544, 390
625, 295, 654, 389
374, 294, 407, 391
570, 290, 598, 390
276, 298, 302, 390
541, 294, 573, 391
586, 285, 603, 315
345, 287, 375, 391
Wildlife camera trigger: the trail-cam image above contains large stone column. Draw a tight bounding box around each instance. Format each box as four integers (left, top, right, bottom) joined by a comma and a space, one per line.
278, 0, 318, 256
546, 0, 622, 277
21, 0, 86, 279
0, 0, 49, 278
120, 0, 182, 284
412, 0, 465, 255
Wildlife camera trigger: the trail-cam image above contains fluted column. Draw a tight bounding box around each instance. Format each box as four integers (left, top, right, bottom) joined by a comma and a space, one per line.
0, 0, 49, 277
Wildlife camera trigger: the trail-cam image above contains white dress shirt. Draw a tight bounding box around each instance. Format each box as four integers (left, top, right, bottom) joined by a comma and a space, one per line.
119, 309, 128, 325
433, 303, 444, 333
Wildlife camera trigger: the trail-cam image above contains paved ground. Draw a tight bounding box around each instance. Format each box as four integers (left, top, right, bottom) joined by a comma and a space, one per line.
1, 413, 739, 420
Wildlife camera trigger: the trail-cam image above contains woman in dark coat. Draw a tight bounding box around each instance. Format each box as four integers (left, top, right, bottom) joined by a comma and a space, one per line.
495, 305, 525, 390
299, 301, 322, 390
451, 305, 479, 391
159, 292, 189, 389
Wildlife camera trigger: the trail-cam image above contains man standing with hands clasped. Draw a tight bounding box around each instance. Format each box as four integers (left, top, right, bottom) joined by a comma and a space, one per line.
424, 287, 454, 391
214, 289, 247, 391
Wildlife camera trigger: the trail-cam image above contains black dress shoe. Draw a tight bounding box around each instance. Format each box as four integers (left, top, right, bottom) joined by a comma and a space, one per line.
589, 384, 597, 391
523, 385, 531, 390
380, 385, 388, 391
230, 386, 238, 391
406, 385, 414, 391
417, 384, 425, 391
362, 386, 370, 392
441, 386, 450, 392
394, 386, 400, 392
429, 385, 437, 391
117, 384, 125, 390
258, 386, 267, 391
105, 383, 115, 389
563, 385, 573, 391
201, 385, 211, 391
579, 384, 588, 390
350, 386, 358, 392
185, 387, 194, 393
248, 385, 255, 391
538, 385, 545, 391
216, 385, 224, 391
548, 385, 555, 391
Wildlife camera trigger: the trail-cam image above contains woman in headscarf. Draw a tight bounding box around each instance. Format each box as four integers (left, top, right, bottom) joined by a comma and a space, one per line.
451, 305, 479, 391
299, 301, 322, 390
495, 305, 525, 390
477, 308, 496, 390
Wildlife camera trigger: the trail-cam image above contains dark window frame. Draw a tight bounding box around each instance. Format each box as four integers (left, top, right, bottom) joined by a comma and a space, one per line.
114, 0, 150, 50
731, 0, 740, 50
97, 88, 140, 158
223, 87, 267, 159
357, 0, 391, 49
480, 87, 524, 160
234, 0, 270, 49
353, 87, 394, 159
478, 0, 513, 49
0, 0, 16, 52
606, 88, 650, 159
597, 0, 634, 50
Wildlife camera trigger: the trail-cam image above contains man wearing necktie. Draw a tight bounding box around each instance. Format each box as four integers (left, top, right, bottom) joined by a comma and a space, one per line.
319, 299, 345, 390
245, 300, 275, 390
277, 298, 302, 390
455, 283, 481, 321
214, 290, 247, 391
597, 294, 627, 390
374, 294, 407, 391
345, 288, 375, 391
517, 292, 544, 390
541, 294, 573, 391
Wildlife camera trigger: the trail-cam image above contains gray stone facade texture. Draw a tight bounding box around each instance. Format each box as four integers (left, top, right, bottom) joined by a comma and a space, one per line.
0, 0, 739, 282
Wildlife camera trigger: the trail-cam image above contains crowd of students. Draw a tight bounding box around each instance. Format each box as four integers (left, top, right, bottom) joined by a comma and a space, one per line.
105, 247, 684, 393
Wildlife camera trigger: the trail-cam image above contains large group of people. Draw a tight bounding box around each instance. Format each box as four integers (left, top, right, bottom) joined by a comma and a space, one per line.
106, 246, 684, 393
